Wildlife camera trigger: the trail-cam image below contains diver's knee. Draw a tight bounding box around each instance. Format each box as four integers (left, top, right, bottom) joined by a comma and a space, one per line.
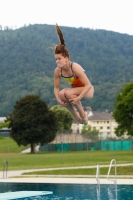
64, 89, 70, 98
59, 89, 70, 100
59, 89, 66, 97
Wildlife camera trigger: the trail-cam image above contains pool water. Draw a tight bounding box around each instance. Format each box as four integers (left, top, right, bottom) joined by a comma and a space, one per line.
0, 182, 133, 200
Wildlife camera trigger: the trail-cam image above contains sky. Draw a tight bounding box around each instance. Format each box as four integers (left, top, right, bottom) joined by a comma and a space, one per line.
0, 0, 133, 35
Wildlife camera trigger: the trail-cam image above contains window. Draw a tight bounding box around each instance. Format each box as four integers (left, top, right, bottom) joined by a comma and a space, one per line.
97, 121, 99, 124
107, 127, 110, 129
93, 127, 96, 129
100, 127, 103, 129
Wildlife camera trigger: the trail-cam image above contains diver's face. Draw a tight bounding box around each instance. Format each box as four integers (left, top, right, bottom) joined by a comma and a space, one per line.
55, 54, 68, 68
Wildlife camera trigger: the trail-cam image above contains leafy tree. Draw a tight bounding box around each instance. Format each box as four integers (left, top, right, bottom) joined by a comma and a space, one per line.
0, 24, 133, 115
7, 95, 59, 153
113, 81, 133, 136
81, 124, 99, 141
50, 105, 73, 132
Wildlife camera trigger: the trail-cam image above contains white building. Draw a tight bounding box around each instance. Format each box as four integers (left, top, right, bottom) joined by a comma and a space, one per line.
0, 117, 6, 123
72, 111, 118, 139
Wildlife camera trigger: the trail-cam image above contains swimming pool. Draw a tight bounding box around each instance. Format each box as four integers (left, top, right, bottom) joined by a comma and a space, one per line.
0, 182, 133, 200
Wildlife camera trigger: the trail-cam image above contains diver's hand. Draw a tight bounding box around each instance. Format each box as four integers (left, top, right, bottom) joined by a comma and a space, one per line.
69, 97, 80, 105
58, 99, 68, 106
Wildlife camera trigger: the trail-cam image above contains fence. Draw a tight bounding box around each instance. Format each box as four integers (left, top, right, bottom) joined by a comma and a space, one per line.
0, 131, 10, 137
40, 140, 133, 152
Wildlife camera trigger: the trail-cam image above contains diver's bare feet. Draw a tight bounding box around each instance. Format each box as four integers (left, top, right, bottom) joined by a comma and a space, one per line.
76, 112, 83, 124
82, 112, 88, 125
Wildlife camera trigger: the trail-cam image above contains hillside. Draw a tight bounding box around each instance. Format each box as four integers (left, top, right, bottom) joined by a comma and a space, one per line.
0, 24, 133, 116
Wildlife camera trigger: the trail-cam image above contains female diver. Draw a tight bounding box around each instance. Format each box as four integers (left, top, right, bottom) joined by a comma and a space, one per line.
53, 24, 94, 125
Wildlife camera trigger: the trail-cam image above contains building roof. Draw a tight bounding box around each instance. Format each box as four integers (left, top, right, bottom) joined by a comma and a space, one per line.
72, 111, 114, 124
88, 111, 114, 120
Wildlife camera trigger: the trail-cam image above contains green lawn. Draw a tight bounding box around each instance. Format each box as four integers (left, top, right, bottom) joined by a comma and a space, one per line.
0, 137, 29, 153
23, 166, 133, 176
0, 137, 133, 176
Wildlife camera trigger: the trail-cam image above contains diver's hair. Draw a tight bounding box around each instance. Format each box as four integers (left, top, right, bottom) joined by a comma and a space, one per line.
54, 24, 70, 58
56, 23, 65, 46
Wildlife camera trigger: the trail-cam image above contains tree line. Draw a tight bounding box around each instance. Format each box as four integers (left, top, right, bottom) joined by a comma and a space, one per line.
0, 24, 133, 116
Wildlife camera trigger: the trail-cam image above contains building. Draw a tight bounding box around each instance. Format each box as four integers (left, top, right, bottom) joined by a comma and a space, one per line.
0, 117, 6, 123
0, 117, 10, 137
72, 111, 118, 139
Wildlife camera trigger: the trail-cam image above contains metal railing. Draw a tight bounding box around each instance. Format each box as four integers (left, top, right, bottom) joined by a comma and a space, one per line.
96, 164, 100, 185
3, 160, 8, 178
107, 159, 117, 184
96, 164, 100, 200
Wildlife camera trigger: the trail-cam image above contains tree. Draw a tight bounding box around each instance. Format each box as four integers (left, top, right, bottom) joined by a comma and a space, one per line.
50, 105, 73, 132
7, 95, 59, 153
81, 124, 99, 141
113, 81, 133, 136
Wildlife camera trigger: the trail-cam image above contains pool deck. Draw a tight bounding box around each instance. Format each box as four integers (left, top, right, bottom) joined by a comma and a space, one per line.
0, 177, 133, 185
0, 164, 133, 185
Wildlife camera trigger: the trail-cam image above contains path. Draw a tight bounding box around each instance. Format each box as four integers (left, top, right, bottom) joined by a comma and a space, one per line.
1, 163, 133, 178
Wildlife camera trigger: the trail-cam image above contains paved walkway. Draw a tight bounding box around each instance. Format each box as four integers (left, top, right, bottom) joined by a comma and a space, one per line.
0, 163, 133, 185
1, 163, 133, 177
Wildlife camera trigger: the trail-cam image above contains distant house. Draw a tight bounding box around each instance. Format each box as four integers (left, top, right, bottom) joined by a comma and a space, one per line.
0, 117, 10, 137
72, 111, 118, 139
0, 117, 6, 123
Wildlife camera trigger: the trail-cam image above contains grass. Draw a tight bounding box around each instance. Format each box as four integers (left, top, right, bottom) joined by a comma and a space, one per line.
0, 149, 133, 171
23, 166, 133, 176
0, 137, 29, 153
0, 137, 133, 177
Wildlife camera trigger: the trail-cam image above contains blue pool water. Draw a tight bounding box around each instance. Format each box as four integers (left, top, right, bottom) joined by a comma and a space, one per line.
0, 182, 133, 200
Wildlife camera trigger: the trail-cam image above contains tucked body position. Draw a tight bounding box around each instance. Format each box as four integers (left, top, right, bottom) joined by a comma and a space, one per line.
53, 24, 94, 125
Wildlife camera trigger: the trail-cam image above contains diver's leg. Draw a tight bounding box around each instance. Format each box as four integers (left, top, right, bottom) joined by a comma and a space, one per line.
64, 86, 94, 125
59, 89, 82, 123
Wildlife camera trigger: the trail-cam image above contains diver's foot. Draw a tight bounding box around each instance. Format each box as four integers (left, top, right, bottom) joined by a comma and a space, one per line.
82, 112, 88, 125
77, 118, 83, 124
76, 112, 83, 124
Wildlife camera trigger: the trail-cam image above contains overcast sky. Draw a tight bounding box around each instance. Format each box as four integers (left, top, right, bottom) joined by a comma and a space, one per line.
0, 0, 133, 35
